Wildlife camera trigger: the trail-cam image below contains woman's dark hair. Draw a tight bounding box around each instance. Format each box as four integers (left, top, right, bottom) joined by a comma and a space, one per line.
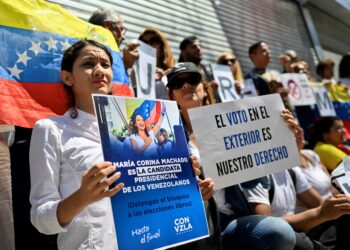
131, 113, 150, 137
307, 116, 340, 149
61, 39, 113, 110
339, 53, 350, 78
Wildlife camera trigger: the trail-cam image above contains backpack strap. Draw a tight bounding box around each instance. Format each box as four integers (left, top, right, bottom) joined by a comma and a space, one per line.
268, 175, 274, 204
288, 168, 297, 189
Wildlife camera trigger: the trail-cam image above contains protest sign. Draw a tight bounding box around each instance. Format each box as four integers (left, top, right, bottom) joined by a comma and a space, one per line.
310, 83, 336, 116
93, 95, 208, 250
242, 78, 258, 99
281, 73, 316, 106
135, 41, 156, 99
188, 94, 299, 190
210, 64, 240, 102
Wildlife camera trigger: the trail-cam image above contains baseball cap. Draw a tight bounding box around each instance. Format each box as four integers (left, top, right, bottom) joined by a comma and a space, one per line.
166, 62, 202, 89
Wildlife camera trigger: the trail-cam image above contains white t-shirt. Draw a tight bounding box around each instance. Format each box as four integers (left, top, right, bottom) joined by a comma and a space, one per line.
300, 150, 332, 197
242, 167, 311, 217
30, 109, 118, 250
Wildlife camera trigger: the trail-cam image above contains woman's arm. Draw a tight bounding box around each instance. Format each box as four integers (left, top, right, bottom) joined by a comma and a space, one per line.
152, 104, 165, 136
57, 162, 123, 226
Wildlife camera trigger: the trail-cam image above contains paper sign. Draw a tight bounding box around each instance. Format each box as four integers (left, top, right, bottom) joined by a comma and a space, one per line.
311, 83, 336, 116
188, 94, 299, 189
210, 64, 240, 102
242, 78, 258, 99
281, 73, 316, 106
135, 41, 156, 99
93, 95, 209, 250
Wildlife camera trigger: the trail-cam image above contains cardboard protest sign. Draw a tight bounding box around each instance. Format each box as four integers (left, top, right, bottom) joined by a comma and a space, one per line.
135, 41, 156, 99
242, 78, 258, 99
281, 73, 316, 106
210, 64, 240, 102
93, 95, 208, 250
188, 94, 299, 189
310, 82, 336, 116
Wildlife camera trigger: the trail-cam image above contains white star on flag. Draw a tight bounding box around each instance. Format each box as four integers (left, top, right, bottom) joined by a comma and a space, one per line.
45, 36, 58, 51
60, 39, 71, 52
16, 50, 32, 66
29, 41, 42, 56
7, 65, 23, 80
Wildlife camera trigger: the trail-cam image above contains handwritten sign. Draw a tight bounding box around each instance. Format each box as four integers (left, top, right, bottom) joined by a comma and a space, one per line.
188, 94, 299, 189
93, 95, 208, 250
210, 64, 240, 102
135, 41, 156, 99
281, 73, 316, 106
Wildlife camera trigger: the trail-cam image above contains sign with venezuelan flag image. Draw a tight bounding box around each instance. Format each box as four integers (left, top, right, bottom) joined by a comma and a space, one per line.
0, 0, 132, 128
93, 95, 209, 250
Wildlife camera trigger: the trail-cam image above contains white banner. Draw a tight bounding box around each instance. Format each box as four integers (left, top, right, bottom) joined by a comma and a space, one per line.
281, 73, 316, 106
188, 94, 299, 189
135, 41, 156, 99
210, 64, 240, 102
311, 83, 336, 116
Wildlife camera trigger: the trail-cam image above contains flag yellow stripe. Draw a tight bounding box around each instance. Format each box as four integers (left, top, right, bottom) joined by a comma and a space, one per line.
0, 0, 119, 51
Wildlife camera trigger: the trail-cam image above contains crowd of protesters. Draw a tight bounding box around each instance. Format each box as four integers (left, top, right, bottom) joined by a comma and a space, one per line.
3, 6, 350, 250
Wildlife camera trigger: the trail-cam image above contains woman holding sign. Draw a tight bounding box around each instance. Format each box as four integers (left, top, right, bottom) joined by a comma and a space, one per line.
166, 62, 296, 250
29, 40, 203, 250
29, 40, 124, 250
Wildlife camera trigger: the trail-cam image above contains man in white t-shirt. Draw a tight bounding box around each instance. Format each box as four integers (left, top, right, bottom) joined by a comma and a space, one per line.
242, 167, 350, 249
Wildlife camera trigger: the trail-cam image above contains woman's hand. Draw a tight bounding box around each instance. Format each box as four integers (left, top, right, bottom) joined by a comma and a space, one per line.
281, 109, 303, 143
57, 162, 124, 226
318, 194, 350, 222
190, 155, 201, 176
77, 162, 124, 205
198, 178, 215, 201
155, 67, 165, 81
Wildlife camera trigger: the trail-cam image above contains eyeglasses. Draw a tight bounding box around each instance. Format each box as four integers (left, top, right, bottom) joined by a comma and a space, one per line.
170, 75, 201, 89
221, 58, 237, 65
140, 36, 160, 46
106, 21, 127, 36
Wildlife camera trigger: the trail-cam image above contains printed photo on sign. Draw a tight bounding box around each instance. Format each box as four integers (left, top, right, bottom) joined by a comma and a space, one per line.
135, 41, 156, 99
188, 94, 300, 190
93, 95, 209, 250
281, 73, 316, 106
210, 64, 240, 102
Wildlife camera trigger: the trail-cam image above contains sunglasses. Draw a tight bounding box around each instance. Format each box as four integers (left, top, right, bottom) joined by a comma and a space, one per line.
141, 36, 160, 46
222, 58, 237, 65
171, 75, 201, 89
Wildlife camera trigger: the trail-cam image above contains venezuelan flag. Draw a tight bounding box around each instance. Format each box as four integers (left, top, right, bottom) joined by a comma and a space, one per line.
0, 0, 133, 128
327, 84, 350, 138
126, 99, 161, 124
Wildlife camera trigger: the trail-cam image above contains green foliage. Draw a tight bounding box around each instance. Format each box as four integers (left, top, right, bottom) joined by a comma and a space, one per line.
111, 125, 129, 137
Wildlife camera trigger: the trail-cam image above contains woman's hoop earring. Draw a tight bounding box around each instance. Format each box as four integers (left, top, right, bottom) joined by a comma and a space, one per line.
70, 107, 78, 119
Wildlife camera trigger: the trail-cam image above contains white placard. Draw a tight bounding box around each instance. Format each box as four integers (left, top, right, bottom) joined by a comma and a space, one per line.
210, 64, 240, 102
188, 94, 300, 189
311, 83, 336, 116
242, 78, 258, 99
135, 41, 156, 99
281, 73, 316, 106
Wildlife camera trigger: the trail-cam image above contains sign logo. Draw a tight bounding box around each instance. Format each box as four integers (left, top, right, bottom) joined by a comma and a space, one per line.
174, 216, 193, 234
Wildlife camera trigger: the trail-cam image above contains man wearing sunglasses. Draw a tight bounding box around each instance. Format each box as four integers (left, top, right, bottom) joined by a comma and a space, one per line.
89, 8, 139, 71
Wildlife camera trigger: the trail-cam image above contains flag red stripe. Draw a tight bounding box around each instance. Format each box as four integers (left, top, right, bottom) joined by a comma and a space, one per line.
1, 79, 134, 128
